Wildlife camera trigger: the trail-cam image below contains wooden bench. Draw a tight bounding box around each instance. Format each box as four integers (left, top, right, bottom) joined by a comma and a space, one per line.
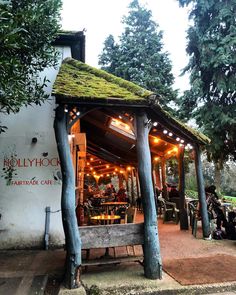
78, 222, 144, 266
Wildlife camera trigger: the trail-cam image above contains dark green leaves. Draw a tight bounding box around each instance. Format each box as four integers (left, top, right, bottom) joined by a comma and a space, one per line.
0, 0, 62, 119
178, 0, 236, 163
98, 0, 176, 107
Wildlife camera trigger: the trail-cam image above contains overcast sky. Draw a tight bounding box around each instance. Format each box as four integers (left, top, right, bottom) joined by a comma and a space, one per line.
61, 0, 191, 93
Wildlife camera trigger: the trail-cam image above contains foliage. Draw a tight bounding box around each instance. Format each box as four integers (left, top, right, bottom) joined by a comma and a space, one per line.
177, 0, 236, 167
185, 189, 198, 199
0, 0, 62, 122
98, 0, 177, 107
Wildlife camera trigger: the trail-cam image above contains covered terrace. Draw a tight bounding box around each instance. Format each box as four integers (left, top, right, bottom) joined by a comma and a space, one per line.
52, 57, 211, 289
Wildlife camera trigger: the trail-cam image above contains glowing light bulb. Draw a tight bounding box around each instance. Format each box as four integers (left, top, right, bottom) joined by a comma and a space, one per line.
163, 130, 168, 134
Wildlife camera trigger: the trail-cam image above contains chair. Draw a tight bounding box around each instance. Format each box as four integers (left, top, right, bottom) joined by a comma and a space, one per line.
189, 201, 214, 238
125, 207, 137, 224
159, 198, 179, 224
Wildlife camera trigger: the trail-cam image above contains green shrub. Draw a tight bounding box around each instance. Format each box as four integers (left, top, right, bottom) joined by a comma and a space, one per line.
185, 190, 198, 199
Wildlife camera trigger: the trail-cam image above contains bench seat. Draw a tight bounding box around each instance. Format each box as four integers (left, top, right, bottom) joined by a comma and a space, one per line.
78, 223, 144, 266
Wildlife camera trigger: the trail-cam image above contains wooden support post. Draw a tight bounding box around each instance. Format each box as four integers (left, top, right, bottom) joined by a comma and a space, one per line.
125, 172, 130, 202
161, 157, 167, 199
178, 145, 188, 230
131, 168, 135, 206
155, 163, 161, 190
194, 144, 211, 238
54, 106, 82, 289
118, 173, 123, 188
136, 170, 140, 199
135, 111, 162, 279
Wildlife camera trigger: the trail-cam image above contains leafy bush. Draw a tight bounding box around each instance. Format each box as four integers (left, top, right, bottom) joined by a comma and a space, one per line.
185, 189, 198, 199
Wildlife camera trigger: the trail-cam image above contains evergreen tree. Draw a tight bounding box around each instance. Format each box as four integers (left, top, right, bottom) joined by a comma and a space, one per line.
0, 0, 62, 132
178, 0, 236, 189
99, 0, 176, 106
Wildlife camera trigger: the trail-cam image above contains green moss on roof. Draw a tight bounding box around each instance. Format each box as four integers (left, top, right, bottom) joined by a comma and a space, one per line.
153, 104, 211, 144
53, 58, 152, 100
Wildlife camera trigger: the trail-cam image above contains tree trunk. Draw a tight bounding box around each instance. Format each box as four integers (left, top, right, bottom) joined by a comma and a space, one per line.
178, 145, 188, 230
194, 145, 211, 238
54, 105, 82, 289
135, 111, 162, 279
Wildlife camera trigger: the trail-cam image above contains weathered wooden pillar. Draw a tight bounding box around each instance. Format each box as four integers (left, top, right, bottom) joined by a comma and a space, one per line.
155, 163, 161, 190
54, 105, 82, 289
178, 145, 188, 230
161, 157, 167, 199
125, 172, 130, 202
131, 168, 135, 206
136, 169, 140, 199
135, 111, 162, 279
194, 144, 211, 238
118, 173, 123, 188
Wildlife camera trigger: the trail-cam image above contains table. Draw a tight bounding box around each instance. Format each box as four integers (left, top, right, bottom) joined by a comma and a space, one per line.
90, 214, 121, 224
90, 214, 121, 258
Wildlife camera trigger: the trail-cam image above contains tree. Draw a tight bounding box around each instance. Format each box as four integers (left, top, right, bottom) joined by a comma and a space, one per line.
177, 0, 236, 190
0, 0, 62, 131
99, 0, 177, 107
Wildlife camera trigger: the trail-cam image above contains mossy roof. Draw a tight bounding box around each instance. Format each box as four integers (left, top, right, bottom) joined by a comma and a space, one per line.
52, 58, 152, 100
152, 104, 211, 144
53, 58, 210, 144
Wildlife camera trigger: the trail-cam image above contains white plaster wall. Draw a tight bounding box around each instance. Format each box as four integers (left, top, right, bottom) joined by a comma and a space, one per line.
0, 46, 71, 249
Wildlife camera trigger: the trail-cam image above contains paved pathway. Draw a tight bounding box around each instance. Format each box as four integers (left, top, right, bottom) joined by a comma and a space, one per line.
1, 212, 236, 294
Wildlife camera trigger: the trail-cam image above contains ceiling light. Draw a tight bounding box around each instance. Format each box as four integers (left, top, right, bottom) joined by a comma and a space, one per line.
168, 132, 173, 137
176, 137, 180, 142
163, 130, 168, 134
180, 139, 184, 143
153, 122, 158, 127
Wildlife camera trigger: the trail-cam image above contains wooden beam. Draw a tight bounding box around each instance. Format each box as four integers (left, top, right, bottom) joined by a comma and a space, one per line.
87, 142, 135, 165
135, 111, 162, 279
83, 115, 136, 144
54, 105, 81, 289
84, 115, 164, 157
194, 144, 211, 238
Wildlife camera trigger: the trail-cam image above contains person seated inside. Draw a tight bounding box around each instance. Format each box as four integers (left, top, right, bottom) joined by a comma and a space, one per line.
105, 184, 113, 196
168, 186, 180, 199
117, 186, 127, 202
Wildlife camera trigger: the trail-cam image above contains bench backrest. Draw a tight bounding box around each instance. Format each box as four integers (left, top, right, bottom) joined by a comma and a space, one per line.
79, 222, 144, 249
